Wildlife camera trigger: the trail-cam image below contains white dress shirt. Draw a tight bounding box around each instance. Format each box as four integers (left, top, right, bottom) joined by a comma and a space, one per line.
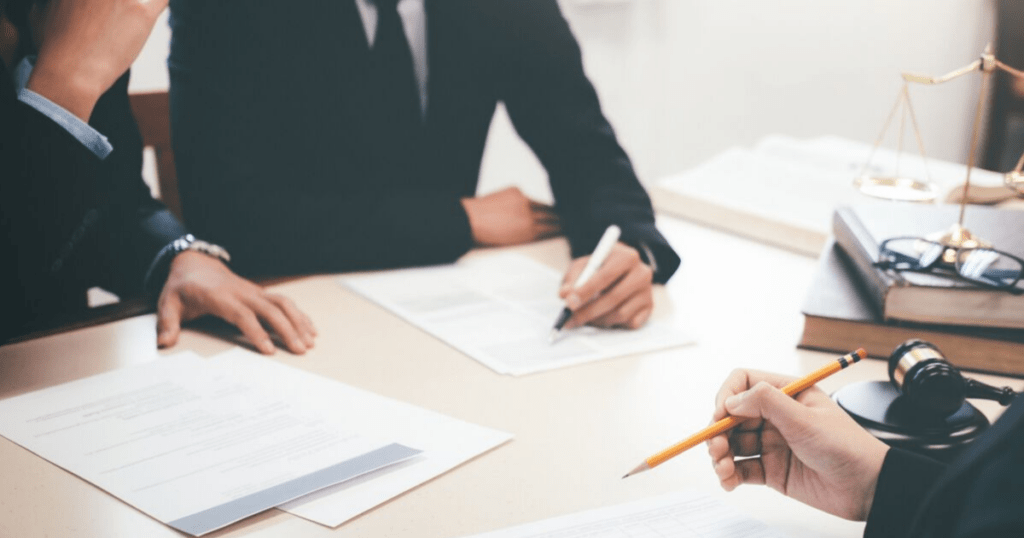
353, 0, 429, 114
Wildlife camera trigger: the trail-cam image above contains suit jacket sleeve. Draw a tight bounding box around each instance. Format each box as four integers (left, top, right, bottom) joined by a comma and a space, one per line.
891, 399, 1024, 538
866, 401, 1024, 538
84, 71, 188, 292
864, 448, 945, 538
487, 0, 680, 282
937, 411, 1024, 537
0, 63, 184, 340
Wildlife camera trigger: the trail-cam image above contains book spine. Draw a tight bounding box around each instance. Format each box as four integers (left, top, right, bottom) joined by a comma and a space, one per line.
798, 317, 1024, 377
832, 207, 900, 319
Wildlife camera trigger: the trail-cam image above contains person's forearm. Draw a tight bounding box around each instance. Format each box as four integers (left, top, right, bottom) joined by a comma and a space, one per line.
26, 0, 169, 120
25, 64, 104, 121
16, 61, 114, 158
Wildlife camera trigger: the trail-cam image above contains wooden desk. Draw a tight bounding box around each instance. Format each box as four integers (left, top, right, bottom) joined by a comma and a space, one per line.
2, 216, 1020, 538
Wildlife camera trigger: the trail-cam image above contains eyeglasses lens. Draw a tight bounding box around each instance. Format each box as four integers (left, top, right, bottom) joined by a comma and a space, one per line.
956, 249, 1023, 288
884, 238, 944, 269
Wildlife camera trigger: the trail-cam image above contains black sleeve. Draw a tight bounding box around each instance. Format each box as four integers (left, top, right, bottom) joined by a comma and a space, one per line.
1, 81, 106, 291
487, 0, 680, 283
85, 72, 187, 296
934, 411, 1024, 538
945, 457, 1024, 537
864, 448, 945, 538
0, 64, 184, 340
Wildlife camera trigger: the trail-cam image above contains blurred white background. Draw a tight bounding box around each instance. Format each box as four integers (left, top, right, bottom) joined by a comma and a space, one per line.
130, 0, 996, 204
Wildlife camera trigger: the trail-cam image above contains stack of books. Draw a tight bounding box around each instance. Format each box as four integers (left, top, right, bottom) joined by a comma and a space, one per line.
799, 203, 1024, 376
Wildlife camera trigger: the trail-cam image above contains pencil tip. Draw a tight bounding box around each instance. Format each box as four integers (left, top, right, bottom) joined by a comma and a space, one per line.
548, 330, 559, 344
622, 462, 649, 479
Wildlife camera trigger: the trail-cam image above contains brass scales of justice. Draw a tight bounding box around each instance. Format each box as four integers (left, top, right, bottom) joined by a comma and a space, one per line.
854, 45, 1024, 263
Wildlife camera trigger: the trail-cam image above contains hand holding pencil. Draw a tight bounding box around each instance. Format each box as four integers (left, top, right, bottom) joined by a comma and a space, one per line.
705, 360, 890, 521
625, 350, 891, 522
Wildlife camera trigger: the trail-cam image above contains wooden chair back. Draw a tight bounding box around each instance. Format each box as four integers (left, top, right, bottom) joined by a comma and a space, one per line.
128, 91, 183, 219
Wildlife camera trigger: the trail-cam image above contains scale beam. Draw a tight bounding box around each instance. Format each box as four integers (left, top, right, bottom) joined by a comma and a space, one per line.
902, 59, 982, 85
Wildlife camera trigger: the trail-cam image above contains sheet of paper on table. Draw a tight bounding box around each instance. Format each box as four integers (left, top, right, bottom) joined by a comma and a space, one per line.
343, 253, 692, 376
0, 351, 418, 536
455, 491, 786, 538
267, 343, 513, 525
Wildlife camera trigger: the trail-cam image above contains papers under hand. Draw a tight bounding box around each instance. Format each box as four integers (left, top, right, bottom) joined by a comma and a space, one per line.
266, 342, 513, 527
454, 491, 785, 538
344, 253, 692, 376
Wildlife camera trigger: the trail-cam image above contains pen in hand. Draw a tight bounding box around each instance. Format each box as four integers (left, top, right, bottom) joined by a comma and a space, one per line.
549, 225, 622, 343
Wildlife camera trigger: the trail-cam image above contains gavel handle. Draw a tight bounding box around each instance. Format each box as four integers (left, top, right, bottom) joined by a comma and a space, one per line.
964, 379, 1018, 406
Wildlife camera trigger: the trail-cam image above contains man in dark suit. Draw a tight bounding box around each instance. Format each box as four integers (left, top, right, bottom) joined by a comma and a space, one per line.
168, 0, 680, 331
1, 0, 315, 353
707, 369, 1024, 537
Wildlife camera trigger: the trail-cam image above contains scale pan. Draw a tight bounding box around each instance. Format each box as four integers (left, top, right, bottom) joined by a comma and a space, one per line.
853, 175, 938, 202
1005, 171, 1024, 194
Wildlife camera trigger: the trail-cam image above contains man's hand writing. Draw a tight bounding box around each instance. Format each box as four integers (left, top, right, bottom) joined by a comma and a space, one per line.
558, 242, 653, 330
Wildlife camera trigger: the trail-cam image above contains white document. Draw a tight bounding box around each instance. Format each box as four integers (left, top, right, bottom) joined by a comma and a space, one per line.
279, 396, 512, 528
268, 344, 513, 526
343, 253, 692, 376
0, 352, 419, 536
456, 491, 786, 538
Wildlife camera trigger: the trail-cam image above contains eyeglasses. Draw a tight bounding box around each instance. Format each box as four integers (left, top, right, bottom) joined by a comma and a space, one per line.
875, 236, 1024, 295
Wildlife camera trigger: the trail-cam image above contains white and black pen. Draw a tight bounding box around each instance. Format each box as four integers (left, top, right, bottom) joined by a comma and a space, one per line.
549, 225, 621, 343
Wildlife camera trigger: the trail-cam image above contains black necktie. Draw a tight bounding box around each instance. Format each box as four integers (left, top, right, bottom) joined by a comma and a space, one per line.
369, 0, 421, 134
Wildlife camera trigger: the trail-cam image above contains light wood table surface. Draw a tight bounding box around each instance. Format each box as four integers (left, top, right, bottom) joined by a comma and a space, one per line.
2, 216, 1021, 538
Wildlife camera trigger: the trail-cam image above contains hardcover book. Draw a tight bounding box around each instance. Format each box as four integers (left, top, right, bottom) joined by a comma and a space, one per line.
832, 203, 1024, 329
799, 241, 1024, 376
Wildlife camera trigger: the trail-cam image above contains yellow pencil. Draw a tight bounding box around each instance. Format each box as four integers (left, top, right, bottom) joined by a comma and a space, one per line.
622, 348, 867, 479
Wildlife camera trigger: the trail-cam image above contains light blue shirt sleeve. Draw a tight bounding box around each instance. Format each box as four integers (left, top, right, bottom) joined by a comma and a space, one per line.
13, 58, 114, 160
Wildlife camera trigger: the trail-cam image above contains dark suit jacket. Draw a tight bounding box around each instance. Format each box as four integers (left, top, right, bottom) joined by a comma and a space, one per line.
167, 0, 680, 281
865, 395, 1024, 537
0, 58, 185, 343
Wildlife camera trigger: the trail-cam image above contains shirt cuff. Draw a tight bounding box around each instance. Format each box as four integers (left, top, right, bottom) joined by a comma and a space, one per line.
636, 241, 659, 278
17, 88, 114, 160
